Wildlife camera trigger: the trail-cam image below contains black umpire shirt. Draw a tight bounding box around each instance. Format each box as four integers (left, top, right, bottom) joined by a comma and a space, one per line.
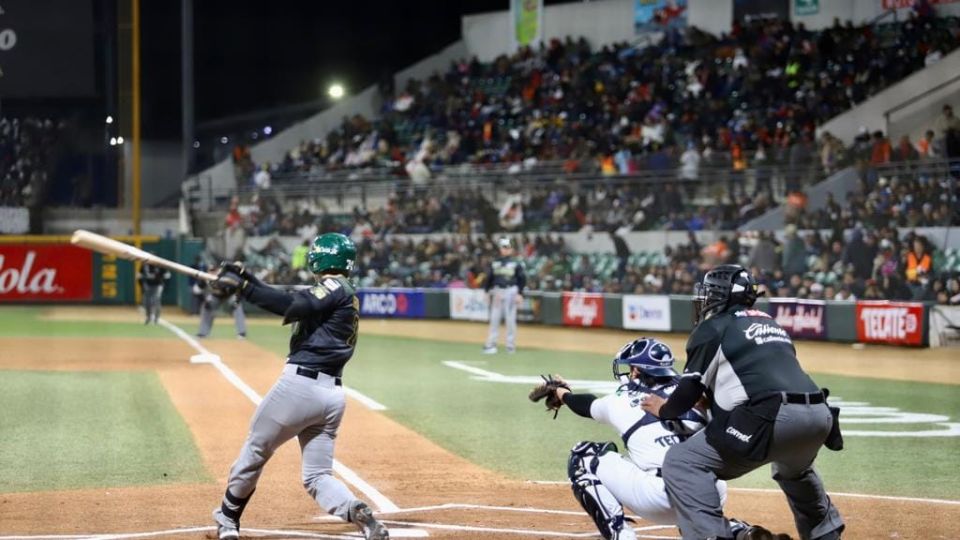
660, 304, 819, 419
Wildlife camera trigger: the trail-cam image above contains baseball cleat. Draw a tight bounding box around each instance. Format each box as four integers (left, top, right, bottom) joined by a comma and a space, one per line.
482, 346, 498, 354
349, 500, 389, 540
211, 509, 240, 540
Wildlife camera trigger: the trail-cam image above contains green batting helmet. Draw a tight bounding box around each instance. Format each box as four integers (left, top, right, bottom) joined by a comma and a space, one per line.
307, 233, 356, 275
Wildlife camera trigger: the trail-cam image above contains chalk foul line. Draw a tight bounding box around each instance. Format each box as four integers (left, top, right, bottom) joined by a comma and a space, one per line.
157, 318, 400, 513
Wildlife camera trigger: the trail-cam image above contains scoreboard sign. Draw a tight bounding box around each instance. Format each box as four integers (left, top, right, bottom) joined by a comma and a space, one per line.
0, 0, 95, 97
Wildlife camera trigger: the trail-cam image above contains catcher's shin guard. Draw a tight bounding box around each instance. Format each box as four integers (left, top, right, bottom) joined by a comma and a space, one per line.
568, 441, 634, 540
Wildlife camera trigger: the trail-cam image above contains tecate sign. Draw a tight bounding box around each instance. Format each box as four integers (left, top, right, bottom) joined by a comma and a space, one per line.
562, 292, 604, 327
0, 245, 93, 301
856, 301, 923, 346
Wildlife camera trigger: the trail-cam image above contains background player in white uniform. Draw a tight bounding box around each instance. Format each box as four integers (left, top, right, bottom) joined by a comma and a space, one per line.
549, 338, 763, 540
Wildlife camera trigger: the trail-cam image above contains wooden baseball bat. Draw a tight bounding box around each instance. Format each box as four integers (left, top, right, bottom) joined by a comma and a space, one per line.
70, 229, 219, 281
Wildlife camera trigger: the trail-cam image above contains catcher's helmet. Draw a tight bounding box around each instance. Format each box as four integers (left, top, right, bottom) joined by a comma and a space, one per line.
307, 233, 356, 275
612, 337, 677, 386
693, 264, 761, 325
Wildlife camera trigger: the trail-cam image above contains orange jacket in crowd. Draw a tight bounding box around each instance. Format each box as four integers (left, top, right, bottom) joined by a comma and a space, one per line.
906, 251, 932, 282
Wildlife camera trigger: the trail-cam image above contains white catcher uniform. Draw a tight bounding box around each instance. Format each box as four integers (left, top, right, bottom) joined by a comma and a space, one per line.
583, 382, 727, 527
563, 337, 729, 540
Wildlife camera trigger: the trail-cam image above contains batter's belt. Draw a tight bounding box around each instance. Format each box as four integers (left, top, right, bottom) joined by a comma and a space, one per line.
284, 364, 342, 386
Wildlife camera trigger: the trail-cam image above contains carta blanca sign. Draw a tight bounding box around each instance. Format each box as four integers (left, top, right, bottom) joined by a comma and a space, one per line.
357, 289, 425, 318
768, 298, 826, 340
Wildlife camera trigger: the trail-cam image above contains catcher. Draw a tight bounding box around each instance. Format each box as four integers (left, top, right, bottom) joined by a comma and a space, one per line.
530, 338, 780, 540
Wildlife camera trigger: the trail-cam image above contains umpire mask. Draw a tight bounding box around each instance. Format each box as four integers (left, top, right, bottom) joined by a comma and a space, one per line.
692, 265, 762, 325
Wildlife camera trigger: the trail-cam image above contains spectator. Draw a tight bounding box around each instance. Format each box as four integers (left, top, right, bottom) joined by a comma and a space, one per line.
782, 225, 808, 278
870, 131, 892, 165
934, 104, 960, 139
904, 237, 932, 284
916, 130, 938, 158
748, 231, 778, 272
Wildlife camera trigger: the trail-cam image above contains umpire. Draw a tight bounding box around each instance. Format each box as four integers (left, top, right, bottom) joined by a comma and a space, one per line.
641, 265, 844, 540
482, 237, 526, 354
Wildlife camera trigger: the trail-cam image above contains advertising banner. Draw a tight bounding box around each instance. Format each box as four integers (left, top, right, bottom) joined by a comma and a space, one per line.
768, 298, 827, 340
622, 295, 671, 331
562, 292, 605, 327
511, 0, 543, 49
450, 288, 490, 322
795, 0, 819, 15
634, 0, 688, 34
733, 0, 789, 22
856, 301, 924, 346
882, 0, 960, 9
0, 244, 93, 301
929, 305, 960, 348
357, 289, 425, 319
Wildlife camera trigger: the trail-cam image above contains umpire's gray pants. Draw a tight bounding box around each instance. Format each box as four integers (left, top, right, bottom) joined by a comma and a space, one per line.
198, 295, 247, 337
222, 364, 357, 520
485, 286, 519, 349
663, 402, 844, 540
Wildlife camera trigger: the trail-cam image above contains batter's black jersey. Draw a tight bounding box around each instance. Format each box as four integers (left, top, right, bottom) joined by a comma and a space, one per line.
284, 275, 359, 376
682, 304, 818, 414
483, 257, 526, 292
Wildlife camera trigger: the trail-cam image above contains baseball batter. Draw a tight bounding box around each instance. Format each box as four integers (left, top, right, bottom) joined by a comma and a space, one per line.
208, 233, 388, 540
483, 237, 525, 354
138, 262, 170, 324
532, 338, 765, 540
643, 265, 844, 540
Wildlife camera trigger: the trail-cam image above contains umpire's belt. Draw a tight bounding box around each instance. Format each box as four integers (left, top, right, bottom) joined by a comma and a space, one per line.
780, 391, 824, 405
286, 364, 342, 386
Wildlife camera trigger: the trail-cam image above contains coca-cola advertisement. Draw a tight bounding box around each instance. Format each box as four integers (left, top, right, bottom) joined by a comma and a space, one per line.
562, 292, 605, 327
0, 244, 93, 301
767, 298, 827, 340
856, 301, 925, 346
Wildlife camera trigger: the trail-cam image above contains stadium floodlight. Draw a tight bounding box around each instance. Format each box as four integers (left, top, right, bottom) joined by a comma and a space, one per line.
109, 137, 117, 146
220, 136, 228, 144
263, 125, 272, 135
328, 83, 345, 100
105, 115, 114, 124
193, 140, 200, 149
117, 136, 124, 144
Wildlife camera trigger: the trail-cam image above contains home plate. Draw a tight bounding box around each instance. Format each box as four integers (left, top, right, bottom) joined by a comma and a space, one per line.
190, 353, 220, 364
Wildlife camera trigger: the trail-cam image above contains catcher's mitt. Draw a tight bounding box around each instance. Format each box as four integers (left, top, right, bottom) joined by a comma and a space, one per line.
528, 374, 571, 419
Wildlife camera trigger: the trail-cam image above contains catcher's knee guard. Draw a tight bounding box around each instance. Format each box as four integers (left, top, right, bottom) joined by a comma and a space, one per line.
568, 441, 634, 540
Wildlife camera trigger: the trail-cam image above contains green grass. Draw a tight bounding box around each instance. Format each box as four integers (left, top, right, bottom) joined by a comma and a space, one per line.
0, 307, 171, 339
241, 328, 960, 500
0, 370, 209, 492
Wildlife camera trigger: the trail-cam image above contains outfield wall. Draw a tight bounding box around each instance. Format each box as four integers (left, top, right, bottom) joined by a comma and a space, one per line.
354, 288, 942, 348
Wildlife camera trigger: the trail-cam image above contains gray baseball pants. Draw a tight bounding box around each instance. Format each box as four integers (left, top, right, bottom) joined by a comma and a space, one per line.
142, 284, 163, 322
220, 364, 358, 521
662, 402, 844, 540
485, 286, 519, 350
198, 294, 247, 337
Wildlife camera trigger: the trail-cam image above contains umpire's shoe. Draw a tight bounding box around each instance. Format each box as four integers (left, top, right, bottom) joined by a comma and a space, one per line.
211, 509, 239, 540
735, 524, 792, 540
349, 500, 389, 540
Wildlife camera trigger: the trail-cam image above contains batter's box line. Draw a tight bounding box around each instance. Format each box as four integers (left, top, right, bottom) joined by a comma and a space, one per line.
0, 526, 429, 540
378, 519, 678, 539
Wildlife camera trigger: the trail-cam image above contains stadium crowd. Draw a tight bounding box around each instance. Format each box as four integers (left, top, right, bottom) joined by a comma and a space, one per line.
242, 14, 958, 186
238, 224, 959, 306
0, 117, 64, 208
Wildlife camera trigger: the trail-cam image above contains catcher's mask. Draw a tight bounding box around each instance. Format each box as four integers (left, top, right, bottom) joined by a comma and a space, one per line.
692, 264, 762, 325
612, 338, 677, 388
